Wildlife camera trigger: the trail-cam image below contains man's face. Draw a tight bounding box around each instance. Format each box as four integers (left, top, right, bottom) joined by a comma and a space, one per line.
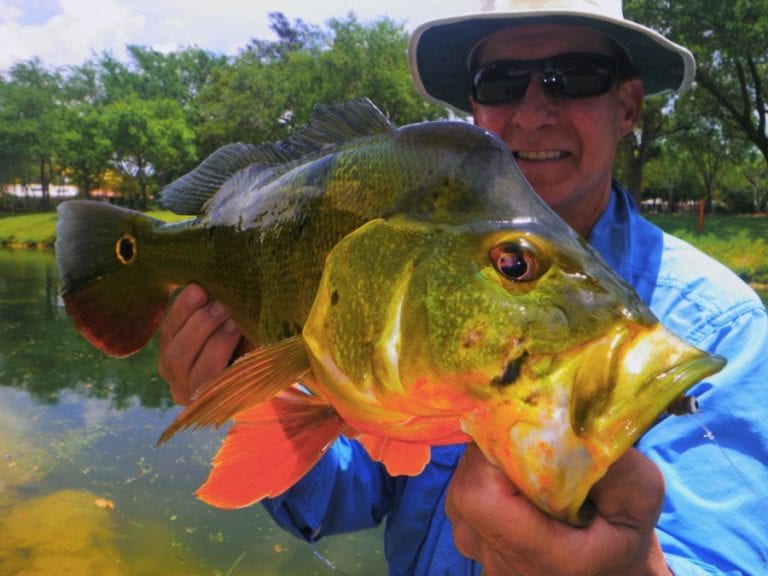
470, 25, 644, 235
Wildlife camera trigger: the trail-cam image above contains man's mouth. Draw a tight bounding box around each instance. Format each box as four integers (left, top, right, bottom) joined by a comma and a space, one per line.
514, 150, 569, 161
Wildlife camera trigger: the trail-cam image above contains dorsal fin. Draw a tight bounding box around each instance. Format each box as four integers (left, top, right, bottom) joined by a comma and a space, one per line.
283, 97, 394, 156
159, 98, 393, 216
160, 143, 283, 215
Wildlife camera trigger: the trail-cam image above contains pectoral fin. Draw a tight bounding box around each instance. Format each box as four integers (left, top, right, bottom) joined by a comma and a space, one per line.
158, 336, 311, 444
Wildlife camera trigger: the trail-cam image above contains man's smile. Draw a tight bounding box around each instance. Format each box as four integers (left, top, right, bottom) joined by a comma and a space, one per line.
513, 150, 570, 161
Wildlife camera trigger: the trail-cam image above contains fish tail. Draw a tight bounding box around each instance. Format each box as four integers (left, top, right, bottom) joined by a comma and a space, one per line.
55, 200, 170, 357
196, 387, 347, 509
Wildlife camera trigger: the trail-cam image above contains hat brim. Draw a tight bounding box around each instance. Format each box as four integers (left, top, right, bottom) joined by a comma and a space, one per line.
409, 12, 695, 115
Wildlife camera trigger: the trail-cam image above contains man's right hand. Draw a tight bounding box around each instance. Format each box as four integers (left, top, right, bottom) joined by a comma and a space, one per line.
157, 284, 244, 405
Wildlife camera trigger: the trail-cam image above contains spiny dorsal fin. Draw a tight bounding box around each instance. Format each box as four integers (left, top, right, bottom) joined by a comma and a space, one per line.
283, 97, 394, 156
160, 98, 393, 216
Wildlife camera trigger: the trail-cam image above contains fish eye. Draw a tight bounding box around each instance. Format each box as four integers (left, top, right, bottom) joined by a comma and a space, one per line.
490, 239, 544, 282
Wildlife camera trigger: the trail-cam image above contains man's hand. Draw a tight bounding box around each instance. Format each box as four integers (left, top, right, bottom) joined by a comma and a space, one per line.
157, 284, 244, 405
446, 444, 671, 576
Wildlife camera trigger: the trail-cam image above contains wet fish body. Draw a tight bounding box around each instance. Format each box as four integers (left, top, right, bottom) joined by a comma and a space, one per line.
55, 99, 724, 524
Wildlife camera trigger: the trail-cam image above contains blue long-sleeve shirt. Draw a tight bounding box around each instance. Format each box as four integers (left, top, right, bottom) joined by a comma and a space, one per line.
263, 183, 768, 575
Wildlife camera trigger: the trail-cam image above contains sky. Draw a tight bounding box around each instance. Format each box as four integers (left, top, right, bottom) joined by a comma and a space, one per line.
0, 0, 476, 73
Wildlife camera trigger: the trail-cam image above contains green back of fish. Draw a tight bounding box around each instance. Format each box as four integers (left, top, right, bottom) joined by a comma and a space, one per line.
139, 99, 572, 346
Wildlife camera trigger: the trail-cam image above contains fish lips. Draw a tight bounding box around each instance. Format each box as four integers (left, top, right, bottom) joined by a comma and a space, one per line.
485, 322, 726, 525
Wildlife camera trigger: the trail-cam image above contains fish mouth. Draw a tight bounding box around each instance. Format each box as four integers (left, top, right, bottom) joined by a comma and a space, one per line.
480, 323, 725, 526
572, 323, 726, 454
560, 323, 725, 522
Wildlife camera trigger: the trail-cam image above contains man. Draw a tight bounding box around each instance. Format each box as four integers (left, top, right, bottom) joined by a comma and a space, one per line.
158, 1, 768, 574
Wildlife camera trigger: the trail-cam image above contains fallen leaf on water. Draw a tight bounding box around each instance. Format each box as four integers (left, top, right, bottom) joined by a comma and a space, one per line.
94, 498, 115, 510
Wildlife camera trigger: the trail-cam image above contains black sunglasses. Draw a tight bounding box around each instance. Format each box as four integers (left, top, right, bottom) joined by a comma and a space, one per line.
471, 53, 624, 105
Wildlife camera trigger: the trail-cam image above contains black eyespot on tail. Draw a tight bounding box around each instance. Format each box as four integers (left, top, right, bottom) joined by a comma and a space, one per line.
116, 234, 137, 265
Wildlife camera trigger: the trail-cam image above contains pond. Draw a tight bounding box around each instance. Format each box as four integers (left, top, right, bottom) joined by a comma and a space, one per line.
0, 248, 386, 576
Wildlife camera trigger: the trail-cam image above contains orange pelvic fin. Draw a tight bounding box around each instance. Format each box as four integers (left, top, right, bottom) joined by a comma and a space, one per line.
158, 336, 311, 444
358, 433, 431, 476
196, 387, 347, 509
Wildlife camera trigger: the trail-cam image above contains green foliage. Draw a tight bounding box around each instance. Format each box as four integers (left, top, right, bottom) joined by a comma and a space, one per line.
0, 60, 66, 207
104, 95, 197, 205
622, 0, 768, 209
194, 13, 447, 154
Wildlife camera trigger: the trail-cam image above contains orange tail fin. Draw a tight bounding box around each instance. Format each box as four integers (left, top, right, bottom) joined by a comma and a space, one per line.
196, 387, 347, 509
158, 336, 310, 444
358, 433, 431, 476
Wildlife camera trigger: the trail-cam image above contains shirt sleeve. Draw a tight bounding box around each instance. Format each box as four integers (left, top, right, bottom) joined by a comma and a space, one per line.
639, 303, 768, 575
261, 435, 395, 541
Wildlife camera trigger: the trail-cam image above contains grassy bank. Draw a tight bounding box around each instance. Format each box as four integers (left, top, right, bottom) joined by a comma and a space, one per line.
1, 210, 766, 285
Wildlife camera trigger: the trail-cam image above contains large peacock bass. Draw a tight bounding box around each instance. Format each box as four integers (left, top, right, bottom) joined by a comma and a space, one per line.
55, 99, 724, 524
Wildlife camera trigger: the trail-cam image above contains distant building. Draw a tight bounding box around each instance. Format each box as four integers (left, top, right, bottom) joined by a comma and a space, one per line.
2, 183, 120, 199
3, 182, 79, 198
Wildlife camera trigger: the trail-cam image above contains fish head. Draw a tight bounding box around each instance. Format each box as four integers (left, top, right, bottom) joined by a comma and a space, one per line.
303, 214, 725, 525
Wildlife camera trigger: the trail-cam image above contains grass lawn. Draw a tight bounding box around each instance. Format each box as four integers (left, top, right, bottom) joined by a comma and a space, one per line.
647, 213, 768, 285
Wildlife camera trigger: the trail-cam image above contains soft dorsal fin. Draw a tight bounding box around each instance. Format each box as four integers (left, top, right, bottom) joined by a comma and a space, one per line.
160, 98, 393, 216
160, 142, 287, 215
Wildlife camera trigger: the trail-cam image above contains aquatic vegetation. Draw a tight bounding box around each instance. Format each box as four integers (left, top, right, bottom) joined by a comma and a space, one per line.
0, 489, 124, 575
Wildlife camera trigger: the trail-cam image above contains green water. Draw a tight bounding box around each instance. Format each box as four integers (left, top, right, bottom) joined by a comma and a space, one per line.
0, 248, 386, 575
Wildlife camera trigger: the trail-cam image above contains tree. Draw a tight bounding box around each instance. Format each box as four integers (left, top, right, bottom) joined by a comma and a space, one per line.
0, 60, 66, 207
626, 0, 768, 167
615, 97, 673, 203
196, 13, 448, 154
59, 103, 113, 197
104, 95, 196, 207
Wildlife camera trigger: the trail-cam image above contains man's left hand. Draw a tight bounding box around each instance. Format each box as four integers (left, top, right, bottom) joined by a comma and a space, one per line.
446, 444, 671, 576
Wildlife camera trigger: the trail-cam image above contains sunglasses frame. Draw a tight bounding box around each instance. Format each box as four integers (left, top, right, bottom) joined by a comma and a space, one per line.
471, 52, 625, 106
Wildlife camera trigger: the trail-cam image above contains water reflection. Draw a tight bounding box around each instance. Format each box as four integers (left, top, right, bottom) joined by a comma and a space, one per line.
0, 248, 385, 575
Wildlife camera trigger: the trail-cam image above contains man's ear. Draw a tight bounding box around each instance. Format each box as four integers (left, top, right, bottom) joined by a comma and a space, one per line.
618, 78, 644, 136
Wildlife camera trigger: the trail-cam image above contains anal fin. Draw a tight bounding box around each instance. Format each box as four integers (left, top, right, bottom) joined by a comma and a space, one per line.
358, 434, 431, 476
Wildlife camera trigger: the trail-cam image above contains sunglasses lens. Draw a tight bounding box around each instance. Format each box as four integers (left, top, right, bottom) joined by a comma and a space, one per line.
542, 56, 614, 97
472, 64, 530, 104
471, 54, 618, 105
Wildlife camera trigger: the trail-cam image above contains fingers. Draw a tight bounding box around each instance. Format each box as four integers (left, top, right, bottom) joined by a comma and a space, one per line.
446, 444, 531, 562
157, 284, 243, 405
446, 445, 669, 576
589, 447, 665, 531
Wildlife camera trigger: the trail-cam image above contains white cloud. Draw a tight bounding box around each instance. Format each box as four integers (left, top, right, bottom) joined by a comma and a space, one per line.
0, 0, 146, 71
0, 0, 477, 73
0, 0, 23, 21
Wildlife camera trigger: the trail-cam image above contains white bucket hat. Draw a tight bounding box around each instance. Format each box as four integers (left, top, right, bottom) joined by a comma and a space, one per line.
408, 0, 695, 115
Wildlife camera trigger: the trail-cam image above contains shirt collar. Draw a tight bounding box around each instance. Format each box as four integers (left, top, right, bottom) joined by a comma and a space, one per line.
587, 181, 636, 285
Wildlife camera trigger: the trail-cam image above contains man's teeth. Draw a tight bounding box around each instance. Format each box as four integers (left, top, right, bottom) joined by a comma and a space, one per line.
515, 150, 566, 160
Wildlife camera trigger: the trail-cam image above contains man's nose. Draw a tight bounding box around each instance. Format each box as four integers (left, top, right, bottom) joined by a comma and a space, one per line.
508, 73, 559, 132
